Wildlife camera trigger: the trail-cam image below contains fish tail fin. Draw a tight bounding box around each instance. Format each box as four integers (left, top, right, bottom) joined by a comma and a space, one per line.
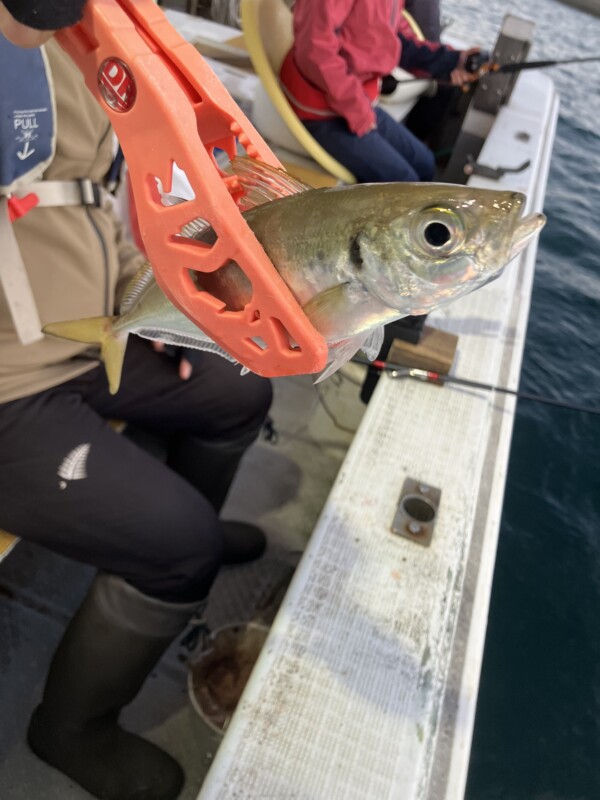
43, 316, 128, 395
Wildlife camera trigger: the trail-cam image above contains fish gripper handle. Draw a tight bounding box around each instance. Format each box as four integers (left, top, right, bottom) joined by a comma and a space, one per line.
56, 0, 328, 377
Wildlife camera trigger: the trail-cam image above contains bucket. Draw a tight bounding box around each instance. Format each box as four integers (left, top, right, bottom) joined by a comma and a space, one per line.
187, 621, 269, 735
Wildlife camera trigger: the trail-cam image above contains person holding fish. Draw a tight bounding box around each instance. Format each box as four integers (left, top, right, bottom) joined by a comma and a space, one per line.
0, 28, 273, 800
280, 0, 479, 183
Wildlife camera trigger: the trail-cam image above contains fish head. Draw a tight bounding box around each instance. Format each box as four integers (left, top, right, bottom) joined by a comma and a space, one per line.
350, 184, 546, 313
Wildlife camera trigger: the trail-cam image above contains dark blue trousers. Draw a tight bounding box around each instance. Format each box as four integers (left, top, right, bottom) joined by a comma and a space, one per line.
304, 106, 436, 183
0, 339, 272, 603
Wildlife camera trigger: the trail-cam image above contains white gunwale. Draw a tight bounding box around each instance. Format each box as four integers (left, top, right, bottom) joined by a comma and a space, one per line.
197, 69, 559, 800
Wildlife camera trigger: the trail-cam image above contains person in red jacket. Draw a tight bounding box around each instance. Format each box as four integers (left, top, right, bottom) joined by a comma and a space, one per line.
280, 0, 478, 183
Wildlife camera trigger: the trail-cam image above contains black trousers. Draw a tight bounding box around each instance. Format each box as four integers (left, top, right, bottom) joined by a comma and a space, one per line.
0, 339, 272, 602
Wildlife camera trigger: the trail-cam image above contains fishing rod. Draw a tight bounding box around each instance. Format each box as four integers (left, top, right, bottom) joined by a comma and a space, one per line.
389, 53, 600, 86
352, 358, 600, 416
486, 54, 600, 73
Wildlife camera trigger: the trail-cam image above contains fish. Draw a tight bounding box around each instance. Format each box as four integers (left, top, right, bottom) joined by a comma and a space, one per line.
43, 157, 545, 394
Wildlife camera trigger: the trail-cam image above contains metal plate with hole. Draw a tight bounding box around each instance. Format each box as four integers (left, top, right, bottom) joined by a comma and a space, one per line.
391, 478, 442, 547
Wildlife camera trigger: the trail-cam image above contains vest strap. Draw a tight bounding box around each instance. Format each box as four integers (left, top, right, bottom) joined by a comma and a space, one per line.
12, 179, 105, 209
0, 180, 105, 345
0, 198, 43, 345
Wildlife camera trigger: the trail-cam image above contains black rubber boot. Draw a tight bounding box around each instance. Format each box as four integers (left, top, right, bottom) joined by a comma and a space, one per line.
220, 520, 267, 565
27, 574, 203, 800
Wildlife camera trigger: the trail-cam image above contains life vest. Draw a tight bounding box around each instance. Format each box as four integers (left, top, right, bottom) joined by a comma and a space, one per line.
0, 38, 56, 345
0, 38, 107, 345
279, 49, 380, 122
0, 37, 56, 195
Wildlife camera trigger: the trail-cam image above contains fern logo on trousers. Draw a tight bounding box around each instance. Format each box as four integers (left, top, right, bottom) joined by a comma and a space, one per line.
58, 443, 91, 490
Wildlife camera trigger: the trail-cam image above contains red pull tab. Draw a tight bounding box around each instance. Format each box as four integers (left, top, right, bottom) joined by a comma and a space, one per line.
8, 193, 39, 222
56, 0, 327, 378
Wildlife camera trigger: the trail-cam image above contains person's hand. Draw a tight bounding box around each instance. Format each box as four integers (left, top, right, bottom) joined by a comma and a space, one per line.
0, 3, 55, 47
151, 341, 193, 381
450, 47, 482, 87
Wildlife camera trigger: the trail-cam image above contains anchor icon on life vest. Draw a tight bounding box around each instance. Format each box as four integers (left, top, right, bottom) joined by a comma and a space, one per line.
16, 141, 36, 160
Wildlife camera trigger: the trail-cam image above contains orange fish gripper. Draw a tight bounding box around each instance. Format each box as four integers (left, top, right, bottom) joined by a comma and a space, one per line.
56, 0, 328, 377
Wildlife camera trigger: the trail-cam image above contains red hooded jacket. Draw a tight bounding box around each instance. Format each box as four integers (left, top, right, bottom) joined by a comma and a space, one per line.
280, 0, 459, 136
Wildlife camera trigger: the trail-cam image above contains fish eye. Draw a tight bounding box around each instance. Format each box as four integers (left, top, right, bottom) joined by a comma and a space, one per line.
415, 207, 464, 255
423, 221, 452, 248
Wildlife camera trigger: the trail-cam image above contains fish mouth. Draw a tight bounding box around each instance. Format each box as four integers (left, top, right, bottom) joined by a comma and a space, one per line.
509, 211, 546, 260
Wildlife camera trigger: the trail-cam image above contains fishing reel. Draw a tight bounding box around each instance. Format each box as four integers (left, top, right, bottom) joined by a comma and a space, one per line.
465, 50, 491, 74
380, 49, 493, 99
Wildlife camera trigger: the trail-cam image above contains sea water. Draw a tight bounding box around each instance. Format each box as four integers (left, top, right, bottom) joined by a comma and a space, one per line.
442, 1, 600, 798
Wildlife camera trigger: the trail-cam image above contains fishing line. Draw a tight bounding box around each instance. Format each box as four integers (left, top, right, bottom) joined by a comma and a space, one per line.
315, 384, 358, 434
352, 358, 600, 416
337, 368, 364, 387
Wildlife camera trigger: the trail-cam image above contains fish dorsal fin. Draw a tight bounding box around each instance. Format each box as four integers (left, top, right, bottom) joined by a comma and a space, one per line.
178, 158, 312, 241
119, 261, 155, 313
229, 156, 311, 209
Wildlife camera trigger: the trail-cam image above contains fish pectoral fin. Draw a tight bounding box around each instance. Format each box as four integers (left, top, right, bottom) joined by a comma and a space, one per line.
43, 316, 127, 395
360, 326, 385, 361
315, 331, 376, 384
304, 286, 390, 381
302, 284, 356, 341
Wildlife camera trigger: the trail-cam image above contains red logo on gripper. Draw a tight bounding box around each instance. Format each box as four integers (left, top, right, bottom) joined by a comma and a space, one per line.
98, 58, 136, 112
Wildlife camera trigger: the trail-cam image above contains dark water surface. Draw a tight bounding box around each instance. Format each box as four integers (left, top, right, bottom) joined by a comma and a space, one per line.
444, 1, 600, 798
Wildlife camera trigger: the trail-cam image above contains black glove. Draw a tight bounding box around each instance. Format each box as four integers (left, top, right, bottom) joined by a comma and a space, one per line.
2, 0, 87, 30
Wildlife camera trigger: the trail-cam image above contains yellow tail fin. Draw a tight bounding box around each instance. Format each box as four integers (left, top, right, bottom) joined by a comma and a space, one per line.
43, 316, 128, 395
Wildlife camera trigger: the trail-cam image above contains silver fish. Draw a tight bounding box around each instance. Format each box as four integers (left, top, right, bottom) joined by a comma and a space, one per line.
44, 158, 545, 393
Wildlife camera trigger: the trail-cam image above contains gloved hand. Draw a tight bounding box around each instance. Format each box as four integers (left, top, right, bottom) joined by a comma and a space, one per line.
0, 0, 87, 47
450, 47, 482, 86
